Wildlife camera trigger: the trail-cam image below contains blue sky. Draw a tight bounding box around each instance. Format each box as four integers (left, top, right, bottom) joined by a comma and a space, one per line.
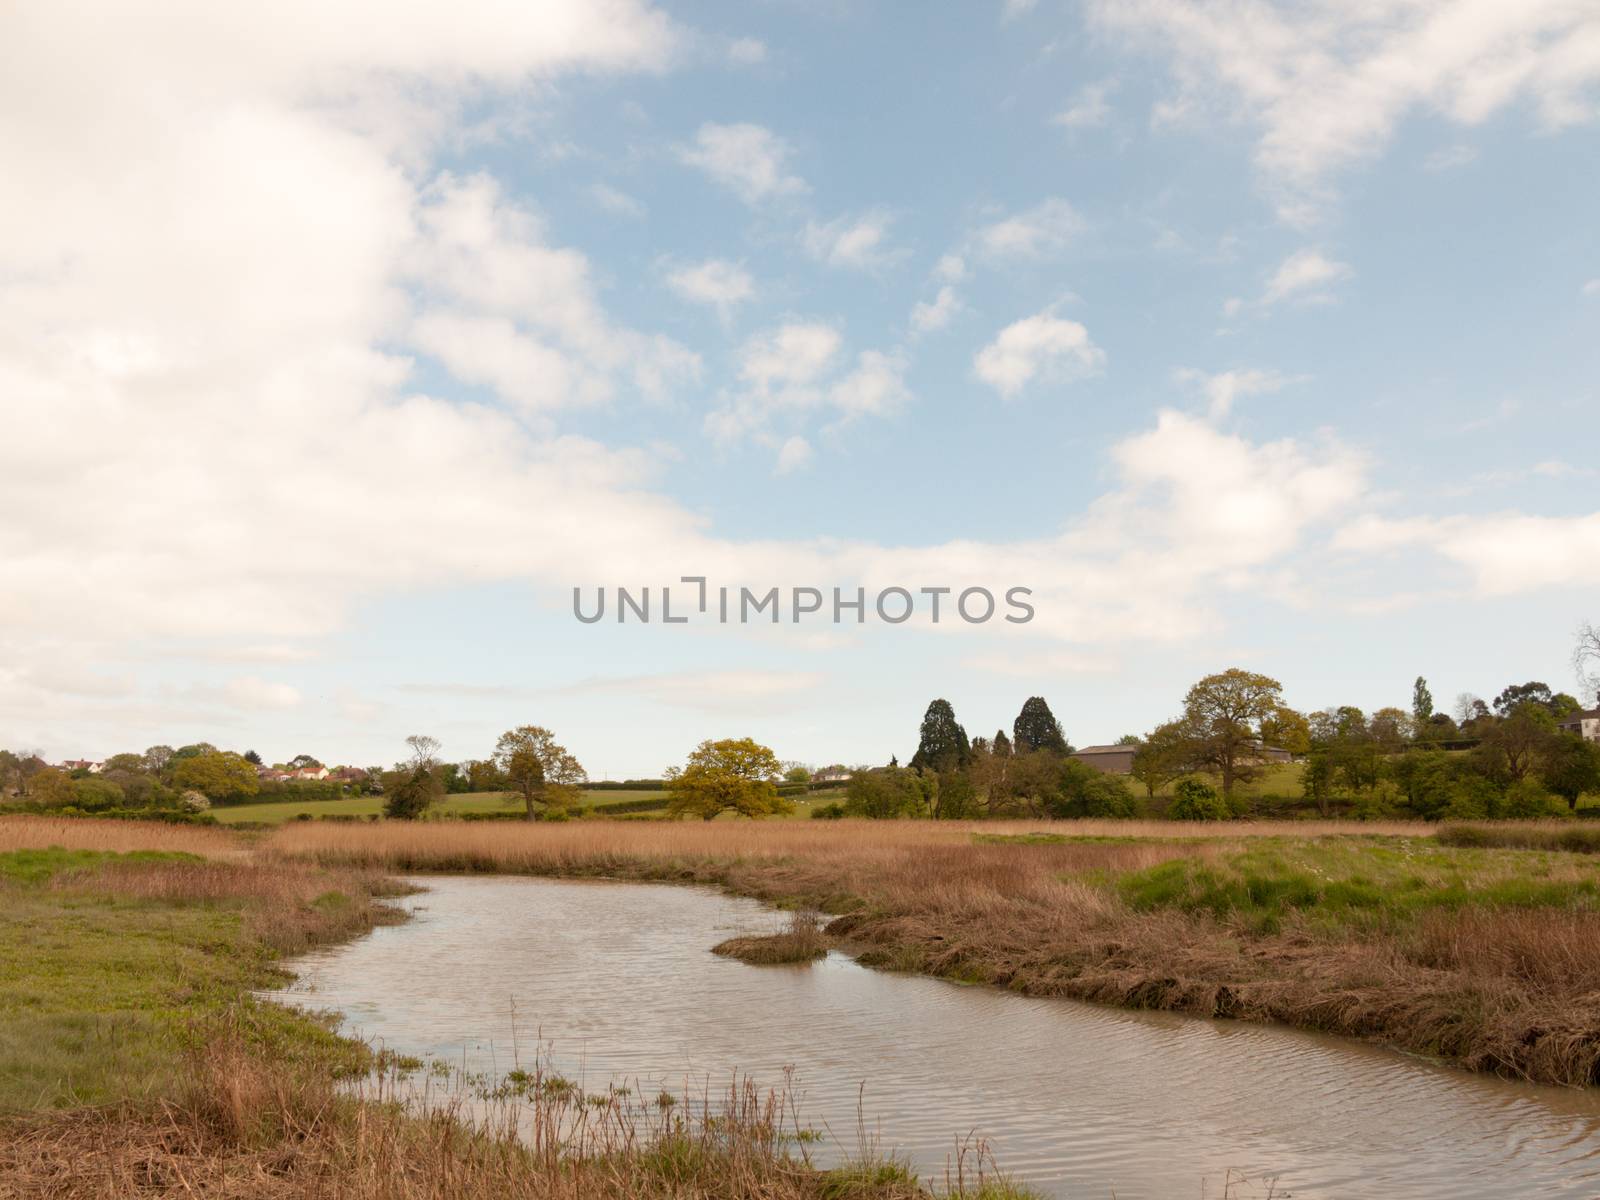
2, 0, 1598, 776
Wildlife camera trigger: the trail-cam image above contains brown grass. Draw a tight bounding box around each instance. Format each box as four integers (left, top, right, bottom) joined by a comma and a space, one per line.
0, 1030, 991, 1199
0, 813, 239, 857
714, 911, 829, 965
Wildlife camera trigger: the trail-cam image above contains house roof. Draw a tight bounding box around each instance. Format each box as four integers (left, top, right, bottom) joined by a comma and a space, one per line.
1072, 745, 1135, 755
1561, 708, 1600, 722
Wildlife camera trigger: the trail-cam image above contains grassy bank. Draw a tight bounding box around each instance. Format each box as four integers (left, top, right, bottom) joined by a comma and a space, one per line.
0, 816, 1032, 1199
269, 817, 1600, 1086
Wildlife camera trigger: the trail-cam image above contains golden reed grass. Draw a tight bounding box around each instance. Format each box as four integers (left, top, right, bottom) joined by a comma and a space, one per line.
0, 813, 238, 857
267, 818, 1600, 1086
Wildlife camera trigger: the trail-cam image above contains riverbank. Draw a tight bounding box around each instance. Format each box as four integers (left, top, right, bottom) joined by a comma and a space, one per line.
0, 817, 1032, 1199
266, 817, 1600, 1087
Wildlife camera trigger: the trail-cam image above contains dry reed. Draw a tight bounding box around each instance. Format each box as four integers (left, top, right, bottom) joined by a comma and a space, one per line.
0, 813, 238, 857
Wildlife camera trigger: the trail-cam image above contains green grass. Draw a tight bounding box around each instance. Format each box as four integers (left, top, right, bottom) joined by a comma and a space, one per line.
212, 789, 669, 825
1115, 835, 1600, 934
0, 848, 366, 1110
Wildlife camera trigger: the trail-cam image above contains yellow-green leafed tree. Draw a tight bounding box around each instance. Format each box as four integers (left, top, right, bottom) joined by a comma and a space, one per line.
494, 725, 587, 820
171, 751, 259, 800
666, 738, 789, 821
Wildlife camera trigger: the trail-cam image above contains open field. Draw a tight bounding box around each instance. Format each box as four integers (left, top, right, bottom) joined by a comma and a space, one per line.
208, 786, 848, 825
270, 816, 1600, 1085
0, 816, 1033, 1198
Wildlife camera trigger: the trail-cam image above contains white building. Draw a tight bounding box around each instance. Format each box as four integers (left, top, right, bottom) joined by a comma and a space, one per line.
1558, 708, 1600, 743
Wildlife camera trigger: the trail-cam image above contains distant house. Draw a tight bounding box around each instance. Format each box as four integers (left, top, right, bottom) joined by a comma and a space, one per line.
59, 759, 103, 773
290, 765, 331, 781
813, 768, 853, 783
329, 767, 369, 784
1559, 708, 1600, 743
1070, 745, 1137, 775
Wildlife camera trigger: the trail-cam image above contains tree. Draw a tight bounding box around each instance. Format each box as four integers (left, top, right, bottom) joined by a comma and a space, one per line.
1545, 734, 1600, 811
1454, 693, 1488, 726
31, 768, 77, 808
1012, 697, 1068, 755
1475, 703, 1555, 783
143, 745, 175, 774
243, 749, 263, 766
466, 758, 505, 792
1178, 669, 1285, 796
992, 730, 1012, 758
1412, 676, 1434, 725
495, 725, 588, 820
845, 766, 931, 818
1042, 760, 1137, 819
909, 699, 971, 773
171, 751, 259, 800
1494, 681, 1556, 717
1129, 720, 1189, 798
1168, 777, 1230, 821
288, 753, 321, 769
403, 735, 441, 772
1369, 707, 1412, 752
384, 766, 442, 819
1259, 705, 1311, 755
1576, 621, 1600, 703
666, 738, 788, 821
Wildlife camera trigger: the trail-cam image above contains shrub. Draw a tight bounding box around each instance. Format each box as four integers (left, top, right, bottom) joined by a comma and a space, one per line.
180, 790, 212, 813
1167, 777, 1230, 821
1044, 761, 1138, 819
1500, 777, 1565, 820
810, 802, 846, 820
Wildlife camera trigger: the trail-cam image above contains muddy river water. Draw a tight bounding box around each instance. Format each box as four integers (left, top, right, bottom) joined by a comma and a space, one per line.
264, 875, 1600, 1198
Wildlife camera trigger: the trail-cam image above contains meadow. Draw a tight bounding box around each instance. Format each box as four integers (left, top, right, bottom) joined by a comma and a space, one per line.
0, 815, 1031, 1199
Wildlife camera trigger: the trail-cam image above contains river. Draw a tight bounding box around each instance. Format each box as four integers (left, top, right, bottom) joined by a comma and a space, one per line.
262, 875, 1600, 1198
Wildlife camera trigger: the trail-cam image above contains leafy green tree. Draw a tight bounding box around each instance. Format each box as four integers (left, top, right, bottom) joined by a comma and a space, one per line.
1369, 707, 1412, 752
1259, 704, 1311, 755
289, 753, 322, 769
30, 768, 78, 808
1476, 702, 1555, 783
466, 758, 505, 792
143, 745, 175, 775
1412, 676, 1434, 725
243, 749, 263, 766
1168, 777, 1230, 821
71, 777, 125, 812
931, 769, 980, 819
992, 730, 1012, 757
1493, 681, 1554, 717
783, 764, 812, 783
1302, 747, 1335, 816
171, 751, 259, 800
1544, 734, 1600, 811
845, 766, 932, 818
1012, 696, 1068, 755
1043, 760, 1137, 819
666, 738, 788, 821
909, 699, 971, 772
384, 765, 442, 819
495, 725, 587, 820
1178, 669, 1285, 796
1130, 721, 1189, 798
101, 753, 146, 774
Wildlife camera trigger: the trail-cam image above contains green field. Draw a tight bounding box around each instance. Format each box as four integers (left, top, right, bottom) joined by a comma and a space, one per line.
212, 789, 666, 824
211, 786, 850, 825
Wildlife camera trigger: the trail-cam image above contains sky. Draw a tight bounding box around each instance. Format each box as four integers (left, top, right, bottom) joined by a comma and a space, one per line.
2, 0, 1598, 777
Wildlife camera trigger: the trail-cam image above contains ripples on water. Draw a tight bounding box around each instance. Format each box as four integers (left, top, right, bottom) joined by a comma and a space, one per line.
262, 875, 1600, 1199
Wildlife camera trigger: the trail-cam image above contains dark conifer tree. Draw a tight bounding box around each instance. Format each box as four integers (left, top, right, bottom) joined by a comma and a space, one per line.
909, 698, 971, 772
1012, 696, 1068, 754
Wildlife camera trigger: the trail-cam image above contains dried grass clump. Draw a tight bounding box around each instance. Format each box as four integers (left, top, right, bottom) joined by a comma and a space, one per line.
714, 912, 828, 965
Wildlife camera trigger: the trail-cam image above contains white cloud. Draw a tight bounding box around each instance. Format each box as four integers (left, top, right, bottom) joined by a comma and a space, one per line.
589, 182, 646, 217
678, 122, 806, 203
828, 351, 911, 421
973, 198, 1085, 260
1174, 366, 1299, 419
1053, 80, 1116, 129
665, 259, 755, 318
1582, 279, 1600, 297
775, 435, 813, 475
727, 37, 767, 65
1090, 0, 1600, 221
1262, 248, 1352, 305
1336, 512, 1600, 594
802, 210, 899, 269
224, 677, 304, 710
740, 322, 842, 392
974, 313, 1105, 397
934, 254, 968, 283
910, 285, 962, 335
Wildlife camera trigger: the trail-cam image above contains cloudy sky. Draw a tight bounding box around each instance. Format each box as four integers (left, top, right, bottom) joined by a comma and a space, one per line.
3, 0, 1598, 776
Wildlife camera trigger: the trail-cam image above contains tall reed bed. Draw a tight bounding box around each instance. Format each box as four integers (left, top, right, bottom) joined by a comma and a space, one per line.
0, 813, 238, 857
